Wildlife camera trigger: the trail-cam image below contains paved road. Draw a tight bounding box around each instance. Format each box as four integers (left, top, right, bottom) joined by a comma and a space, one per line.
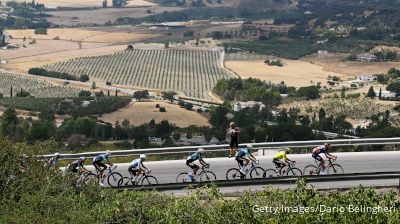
83, 151, 400, 187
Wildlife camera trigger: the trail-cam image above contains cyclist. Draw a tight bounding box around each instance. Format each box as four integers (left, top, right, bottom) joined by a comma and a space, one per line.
273, 147, 295, 175
312, 143, 337, 174
186, 148, 208, 181
227, 122, 240, 157
128, 154, 149, 183
235, 144, 258, 175
46, 153, 60, 169
93, 150, 114, 185
67, 157, 90, 174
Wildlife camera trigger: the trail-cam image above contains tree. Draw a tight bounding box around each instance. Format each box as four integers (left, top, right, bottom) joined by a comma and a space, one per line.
379, 88, 382, 100
79, 74, 89, 82
184, 103, 193, 110
91, 81, 96, 89
1, 107, 18, 125
78, 90, 92, 97
162, 91, 177, 102
34, 28, 47, 35
367, 86, 376, 98
16, 89, 30, 97
296, 86, 320, 99
133, 90, 149, 102
318, 107, 326, 121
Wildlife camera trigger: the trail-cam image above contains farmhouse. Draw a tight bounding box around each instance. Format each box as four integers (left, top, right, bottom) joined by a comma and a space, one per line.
380, 91, 397, 99
233, 101, 265, 112
356, 53, 377, 62
356, 75, 376, 82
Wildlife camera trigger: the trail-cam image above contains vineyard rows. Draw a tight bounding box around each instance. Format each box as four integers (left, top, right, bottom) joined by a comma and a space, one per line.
44, 49, 234, 99
0, 72, 80, 98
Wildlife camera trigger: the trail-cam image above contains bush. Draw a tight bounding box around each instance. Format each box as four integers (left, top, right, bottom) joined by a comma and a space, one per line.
159, 107, 166, 112
106, 81, 112, 86
16, 89, 31, 98
197, 108, 202, 113
184, 102, 193, 110
178, 100, 185, 107
155, 104, 160, 108
78, 90, 92, 97
34, 28, 47, 35
79, 74, 89, 82
28, 67, 78, 81
296, 86, 320, 99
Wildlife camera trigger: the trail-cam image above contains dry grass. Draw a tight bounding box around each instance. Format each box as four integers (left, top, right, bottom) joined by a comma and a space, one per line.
99, 101, 210, 127
47, 6, 184, 25
225, 59, 342, 87
301, 53, 400, 77
5, 28, 158, 43
4, 0, 155, 8
0, 39, 126, 73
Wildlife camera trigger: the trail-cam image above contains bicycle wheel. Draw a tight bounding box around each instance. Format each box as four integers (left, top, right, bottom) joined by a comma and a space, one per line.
303, 165, 318, 175
77, 173, 97, 187
200, 171, 217, 182
176, 172, 190, 183
107, 172, 123, 187
286, 168, 303, 176
141, 176, 158, 186
118, 177, 133, 187
250, 167, 265, 179
263, 169, 278, 178
327, 164, 344, 175
226, 168, 243, 180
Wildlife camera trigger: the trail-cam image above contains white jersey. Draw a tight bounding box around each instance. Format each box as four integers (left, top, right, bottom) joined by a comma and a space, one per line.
129, 159, 142, 170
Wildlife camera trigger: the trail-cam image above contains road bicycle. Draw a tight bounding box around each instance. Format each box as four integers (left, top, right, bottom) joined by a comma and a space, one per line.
86, 165, 122, 187
226, 161, 265, 180
118, 170, 158, 186
176, 164, 217, 183
303, 158, 344, 175
263, 161, 303, 178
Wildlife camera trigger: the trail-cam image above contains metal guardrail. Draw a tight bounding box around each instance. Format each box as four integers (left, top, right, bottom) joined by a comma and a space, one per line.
116, 172, 400, 191
42, 137, 400, 160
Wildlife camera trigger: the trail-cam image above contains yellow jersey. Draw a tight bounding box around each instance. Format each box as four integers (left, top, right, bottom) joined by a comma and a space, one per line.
274, 151, 287, 160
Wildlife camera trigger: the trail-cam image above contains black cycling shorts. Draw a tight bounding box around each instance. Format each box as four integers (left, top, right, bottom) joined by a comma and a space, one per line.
312, 153, 323, 161
229, 138, 239, 148
186, 160, 199, 169
273, 158, 284, 168
93, 161, 107, 171
235, 157, 244, 167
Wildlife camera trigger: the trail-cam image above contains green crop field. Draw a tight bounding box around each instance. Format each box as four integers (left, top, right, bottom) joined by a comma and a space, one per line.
43, 49, 235, 99
0, 72, 80, 98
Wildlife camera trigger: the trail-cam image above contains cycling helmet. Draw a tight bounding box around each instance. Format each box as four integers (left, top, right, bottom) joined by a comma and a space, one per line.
198, 148, 205, 153
79, 157, 86, 162
106, 150, 111, 156
246, 144, 253, 150
54, 152, 60, 157
140, 154, 146, 160
285, 147, 292, 154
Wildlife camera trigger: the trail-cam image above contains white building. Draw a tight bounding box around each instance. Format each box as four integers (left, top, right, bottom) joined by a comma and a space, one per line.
356, 75, 376, 82
318, 50, 328, 55
233, 101, 265, 112
356, 53, 377, 62
380, 91, 396, 99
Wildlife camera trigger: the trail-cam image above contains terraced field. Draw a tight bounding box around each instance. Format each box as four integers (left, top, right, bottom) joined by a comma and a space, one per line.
0, 72, 80, 98
43, 49, 234, 99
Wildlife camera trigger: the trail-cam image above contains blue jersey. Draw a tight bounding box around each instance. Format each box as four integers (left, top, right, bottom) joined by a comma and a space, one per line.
94, 154, 109, 163
318, 145, 327, 154
187, 152, 201, 162
236, 148, 250, 158
129, 159, 141, 169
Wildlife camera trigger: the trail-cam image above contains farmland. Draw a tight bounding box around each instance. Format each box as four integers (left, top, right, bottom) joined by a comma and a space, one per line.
3, 0, 156, 8
99, 101, 210, 127
281, 98, 395, 121
44, 49, 234, 99
0, 72, 81, 98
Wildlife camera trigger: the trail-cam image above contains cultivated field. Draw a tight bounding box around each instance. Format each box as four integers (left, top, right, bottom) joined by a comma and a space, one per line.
301, 53, 400, 76
99, 101, 210, 127
5, 28, 158, 43
47, 6, 184, 25
4, 0, 155, 8
225, 59, 342, 87
280, 98, 394, 120
0, 72, 81, 98
44, 49, 234, 99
